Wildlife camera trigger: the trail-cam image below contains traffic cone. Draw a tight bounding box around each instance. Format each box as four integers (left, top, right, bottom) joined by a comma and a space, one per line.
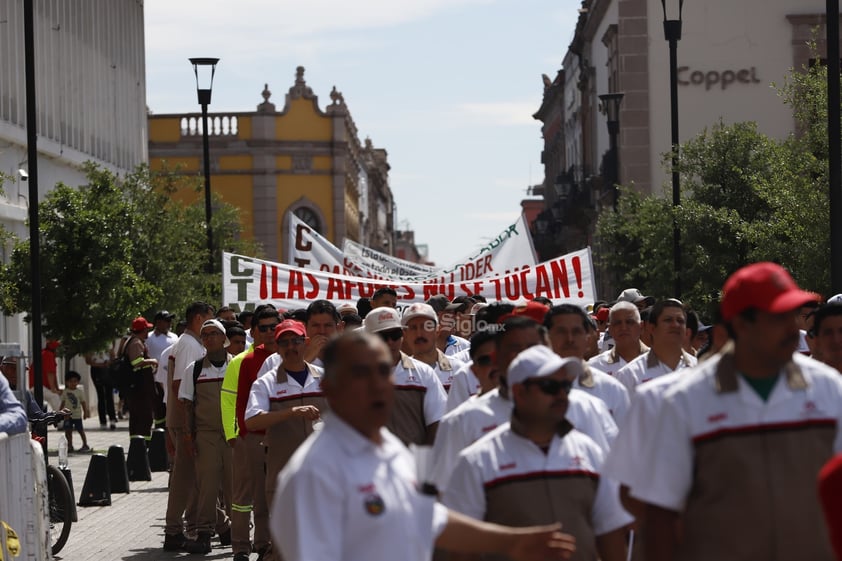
78, 454, 111, 506
107, 445, 130, 494
59, 466, 79, 522
126, 435, 151, 481
148, 428, 168, 472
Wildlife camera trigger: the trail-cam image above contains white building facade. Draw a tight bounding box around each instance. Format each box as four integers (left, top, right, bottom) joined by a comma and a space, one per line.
0, 1, 146, 349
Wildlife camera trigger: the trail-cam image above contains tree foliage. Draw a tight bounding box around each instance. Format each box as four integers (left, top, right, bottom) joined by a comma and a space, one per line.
597, 56, 830, 320
0, 163, 260, 357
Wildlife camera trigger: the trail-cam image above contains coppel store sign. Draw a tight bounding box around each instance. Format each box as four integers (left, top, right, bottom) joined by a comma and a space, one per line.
678, 66, 760, 90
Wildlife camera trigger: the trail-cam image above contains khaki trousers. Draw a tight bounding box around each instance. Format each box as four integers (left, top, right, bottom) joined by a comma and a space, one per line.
231, 433, 269, 554
194, 430, 232, 534
164, 427, 198, 535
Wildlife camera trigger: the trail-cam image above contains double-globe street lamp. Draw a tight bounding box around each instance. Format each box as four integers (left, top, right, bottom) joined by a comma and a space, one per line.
189, 57, 220, 273
598, 92, 624, 210
662, 0, 683, 299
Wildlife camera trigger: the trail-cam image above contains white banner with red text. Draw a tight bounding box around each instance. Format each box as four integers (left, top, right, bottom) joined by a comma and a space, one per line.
222, 248, 596, 312
286, 212, 539, 282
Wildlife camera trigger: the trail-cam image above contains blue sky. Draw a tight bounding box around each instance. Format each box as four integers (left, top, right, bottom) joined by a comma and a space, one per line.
145, 0, 579, 265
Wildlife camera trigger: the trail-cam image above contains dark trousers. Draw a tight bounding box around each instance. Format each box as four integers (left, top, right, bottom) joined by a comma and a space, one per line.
127, 372, 156, 437
91, 367, 116, 425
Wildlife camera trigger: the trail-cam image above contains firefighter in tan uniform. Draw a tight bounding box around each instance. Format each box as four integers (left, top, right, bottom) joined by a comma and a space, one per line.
443, 344, 632, 561
178, 319, 233, 555
245, 319, 327, 561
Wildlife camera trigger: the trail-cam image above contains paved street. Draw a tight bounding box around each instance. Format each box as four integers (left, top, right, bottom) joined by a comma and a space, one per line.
48, 420, 245, 561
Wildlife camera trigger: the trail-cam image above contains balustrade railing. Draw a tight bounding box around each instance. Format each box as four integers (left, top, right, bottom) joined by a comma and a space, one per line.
179, 114, 239, 137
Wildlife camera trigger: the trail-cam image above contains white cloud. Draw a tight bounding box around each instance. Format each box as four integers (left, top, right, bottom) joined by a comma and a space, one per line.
145, 0, 493, 57
457, 101, 538, 126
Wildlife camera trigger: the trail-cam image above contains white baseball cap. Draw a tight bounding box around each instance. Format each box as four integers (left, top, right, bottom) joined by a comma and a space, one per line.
364, 308, 403, 333
337, 303, 358, 316
201, 319, 231, 348
402, 303, 438, 327
827, 294, 842, 305
507, 345, 583, 386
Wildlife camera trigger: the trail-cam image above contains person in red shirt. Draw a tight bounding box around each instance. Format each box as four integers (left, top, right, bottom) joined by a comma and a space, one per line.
29, 340, 61, 411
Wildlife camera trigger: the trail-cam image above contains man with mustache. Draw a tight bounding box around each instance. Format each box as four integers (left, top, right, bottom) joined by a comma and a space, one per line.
271, 331, 578, 561
444, 345, 632, 561
430, 315, 617, 492
588, 302, 649, 376
615, 299, 697, 393
545, 305, 630, 425
636, 263, 842, 561
403, 303, 465, 392
363, 307, 447, 445
245, 319, 327, 561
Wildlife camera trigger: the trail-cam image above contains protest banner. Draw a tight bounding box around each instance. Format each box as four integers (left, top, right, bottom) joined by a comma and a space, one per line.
222, 248, 596, 312
286, 212, 538, 282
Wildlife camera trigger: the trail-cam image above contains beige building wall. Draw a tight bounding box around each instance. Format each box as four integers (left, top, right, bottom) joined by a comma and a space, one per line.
644, 0, 828, 194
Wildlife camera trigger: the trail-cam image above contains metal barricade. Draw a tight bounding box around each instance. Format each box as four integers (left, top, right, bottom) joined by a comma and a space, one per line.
0, 432, 51, 560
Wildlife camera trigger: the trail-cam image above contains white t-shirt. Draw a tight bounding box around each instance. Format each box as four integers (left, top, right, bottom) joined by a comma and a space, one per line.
156, 343, 175, 401
146, 331, 178, 363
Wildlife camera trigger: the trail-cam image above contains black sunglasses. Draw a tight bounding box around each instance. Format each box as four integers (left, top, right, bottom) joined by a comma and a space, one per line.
524, 378, 573, 396
257, 323, 280, 333
378, 329, 404, 342
474, 355, 493, 367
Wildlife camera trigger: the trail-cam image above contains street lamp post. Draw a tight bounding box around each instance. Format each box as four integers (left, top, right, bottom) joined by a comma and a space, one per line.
662, 0, 683, 298
189, 57, 220, 273
828, 1, 842, 292
598, 92, 624, 210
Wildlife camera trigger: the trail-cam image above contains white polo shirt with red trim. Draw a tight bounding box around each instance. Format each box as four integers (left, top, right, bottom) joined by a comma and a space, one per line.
443, 422, 632, 554
272, 414, 449, 561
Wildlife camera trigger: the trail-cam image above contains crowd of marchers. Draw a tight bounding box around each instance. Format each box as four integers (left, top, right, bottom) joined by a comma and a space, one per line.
2, 262, 842, 561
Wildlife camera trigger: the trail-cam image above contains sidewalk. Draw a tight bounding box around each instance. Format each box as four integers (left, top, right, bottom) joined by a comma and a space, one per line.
48, 419, 242, 561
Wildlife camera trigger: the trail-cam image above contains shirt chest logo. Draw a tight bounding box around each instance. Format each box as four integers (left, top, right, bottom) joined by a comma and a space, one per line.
363, 493, 385, 516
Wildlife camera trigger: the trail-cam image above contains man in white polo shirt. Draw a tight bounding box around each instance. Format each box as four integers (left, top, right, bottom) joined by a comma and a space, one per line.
588, 302, 648, 376
403, 303, 465, 392
363, 307, 447, 445
635, 263, 841, 561
245, 319, 326, 561
271, 330, 577, 561
544, 304, 630, 425
430, 316, 617, 492
444, 345, 632, 561
615, 299, 696, 392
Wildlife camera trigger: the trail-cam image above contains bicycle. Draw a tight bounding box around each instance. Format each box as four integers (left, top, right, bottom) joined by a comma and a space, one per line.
31, 411, 73, 555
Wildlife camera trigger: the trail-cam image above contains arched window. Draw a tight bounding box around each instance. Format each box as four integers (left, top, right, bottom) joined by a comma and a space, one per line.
294, 206, 321, 234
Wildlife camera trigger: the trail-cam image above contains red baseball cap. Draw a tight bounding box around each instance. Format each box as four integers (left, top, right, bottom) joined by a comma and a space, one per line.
274, 319, 307, 340
720, 262, 819, 322
501, 301, 550, 324
595, 307, 610, 322
131, 316, 153, 332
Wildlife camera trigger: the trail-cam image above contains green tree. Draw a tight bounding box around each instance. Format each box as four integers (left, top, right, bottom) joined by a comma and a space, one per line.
597, 55, 830, 319
0, 163, 261, 357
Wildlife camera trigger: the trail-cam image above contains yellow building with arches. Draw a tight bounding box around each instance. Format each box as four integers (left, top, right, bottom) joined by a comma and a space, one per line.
148, 66, 395, 262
